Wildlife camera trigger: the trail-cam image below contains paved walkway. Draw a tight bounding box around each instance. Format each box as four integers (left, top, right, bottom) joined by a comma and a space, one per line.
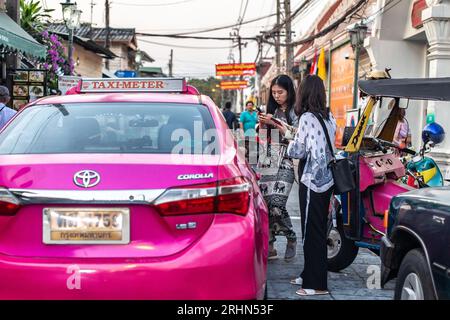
267, 182, 395, 300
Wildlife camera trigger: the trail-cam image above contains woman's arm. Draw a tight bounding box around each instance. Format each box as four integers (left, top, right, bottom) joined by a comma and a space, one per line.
286, 117, 307, 159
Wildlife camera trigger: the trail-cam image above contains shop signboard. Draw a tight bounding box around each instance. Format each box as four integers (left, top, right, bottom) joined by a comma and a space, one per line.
58, 76, 81, 95
220, 80, 249, 90
11, 69, 47, 110
216, 63, 256, 77
329, 43, 355, 148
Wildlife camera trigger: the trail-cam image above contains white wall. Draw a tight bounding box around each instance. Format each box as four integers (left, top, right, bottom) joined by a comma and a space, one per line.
365, 0, 429, 151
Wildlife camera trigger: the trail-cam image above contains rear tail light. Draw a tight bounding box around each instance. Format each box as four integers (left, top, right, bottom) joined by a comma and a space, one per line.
153, 177, 251, 216
0, 188, 21, 216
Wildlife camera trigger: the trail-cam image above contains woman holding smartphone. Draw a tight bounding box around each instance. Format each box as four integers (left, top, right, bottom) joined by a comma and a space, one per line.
258, 74, 298, 261
276, 75, 337, 296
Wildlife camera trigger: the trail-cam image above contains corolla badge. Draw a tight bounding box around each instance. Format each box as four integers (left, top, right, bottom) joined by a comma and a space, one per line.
177, 173, 214, 180
73, 170, 101, 188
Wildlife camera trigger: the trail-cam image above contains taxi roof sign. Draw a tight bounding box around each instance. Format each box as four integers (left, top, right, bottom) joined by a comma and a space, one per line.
79, 78, 187, 93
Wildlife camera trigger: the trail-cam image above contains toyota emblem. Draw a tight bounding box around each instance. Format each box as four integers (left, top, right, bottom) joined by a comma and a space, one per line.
73, 170, 101, 188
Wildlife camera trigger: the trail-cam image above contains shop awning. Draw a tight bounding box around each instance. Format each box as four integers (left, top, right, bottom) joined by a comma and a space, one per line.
0, 12, 46, 60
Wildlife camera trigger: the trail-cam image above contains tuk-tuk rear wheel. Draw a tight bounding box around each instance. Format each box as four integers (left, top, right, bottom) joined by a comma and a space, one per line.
327, 215, 359, 272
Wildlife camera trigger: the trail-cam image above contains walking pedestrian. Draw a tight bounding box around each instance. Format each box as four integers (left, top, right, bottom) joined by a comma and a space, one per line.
257, 74, 298, 261
0, 86, 17, 129
239, 100, 258, 163
276, 75, 336, 296
222, 101, 237, 130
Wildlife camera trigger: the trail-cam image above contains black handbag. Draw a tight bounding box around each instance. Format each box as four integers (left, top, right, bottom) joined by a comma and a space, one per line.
315, 113, 356, 195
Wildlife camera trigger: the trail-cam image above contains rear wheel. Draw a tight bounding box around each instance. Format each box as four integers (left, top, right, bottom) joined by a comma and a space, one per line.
327, 214, 359, 272
394, 249, 436, 300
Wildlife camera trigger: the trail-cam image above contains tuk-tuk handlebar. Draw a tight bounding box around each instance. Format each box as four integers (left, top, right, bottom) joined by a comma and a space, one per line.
371, 137, 416, 155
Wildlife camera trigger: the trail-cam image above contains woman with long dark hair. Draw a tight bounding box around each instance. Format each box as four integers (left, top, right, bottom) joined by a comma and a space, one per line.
258, 74, 298, 261
276, 75, 336, 296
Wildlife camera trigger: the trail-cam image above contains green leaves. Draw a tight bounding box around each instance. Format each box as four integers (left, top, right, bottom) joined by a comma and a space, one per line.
20, 0, 55, 35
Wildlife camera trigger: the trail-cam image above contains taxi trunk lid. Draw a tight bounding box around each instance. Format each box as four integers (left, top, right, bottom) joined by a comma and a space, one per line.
0, 154, 226, 259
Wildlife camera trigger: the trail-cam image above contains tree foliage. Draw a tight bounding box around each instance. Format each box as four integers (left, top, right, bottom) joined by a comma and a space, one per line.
20, 0, 54, 36
188, 77, 222, 107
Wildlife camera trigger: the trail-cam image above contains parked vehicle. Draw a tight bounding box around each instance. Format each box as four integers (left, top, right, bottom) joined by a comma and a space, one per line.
0, 78, 269, 299
327, 71, 449, 272
380, 187, 450, 300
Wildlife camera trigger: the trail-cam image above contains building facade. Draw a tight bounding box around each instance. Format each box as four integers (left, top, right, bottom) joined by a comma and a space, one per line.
260, 0, 450, 177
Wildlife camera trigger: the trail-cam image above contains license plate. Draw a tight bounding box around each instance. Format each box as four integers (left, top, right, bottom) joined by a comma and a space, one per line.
43, 208, 130, 244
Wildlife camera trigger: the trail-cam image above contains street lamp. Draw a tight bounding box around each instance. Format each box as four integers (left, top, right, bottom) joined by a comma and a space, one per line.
348, 21, 368, 110
61, 1, 82, 75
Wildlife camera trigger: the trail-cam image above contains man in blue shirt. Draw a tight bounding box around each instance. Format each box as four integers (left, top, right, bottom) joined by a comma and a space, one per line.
239, 100, 258, 164
0, 86, 17, 129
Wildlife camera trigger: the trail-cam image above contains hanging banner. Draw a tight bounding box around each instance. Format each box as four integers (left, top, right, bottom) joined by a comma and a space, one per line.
329, 44, 355, 148
216, 63, 256, 76
220, 80, 249, 90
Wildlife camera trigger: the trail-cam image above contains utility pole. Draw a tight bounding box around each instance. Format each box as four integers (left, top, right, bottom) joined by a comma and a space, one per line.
168, 49, 173, 77
275, 0, 282, 73
5, 0, 19, 22
256, 35, 263, 106
89, 0, 96, 39
238, 35, 244, 113
105, 0, 110, 70
284, 0, 293, 77
4, 0, 19, 97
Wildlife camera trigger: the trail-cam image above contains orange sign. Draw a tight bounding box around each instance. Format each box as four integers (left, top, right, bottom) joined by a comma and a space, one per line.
220, 80, 249, 90
330, 44, 355, 148
216, 63, 256, 76
80, 78, 186, 92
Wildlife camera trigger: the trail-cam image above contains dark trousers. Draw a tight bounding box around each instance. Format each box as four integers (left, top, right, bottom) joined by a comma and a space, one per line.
299, 182, 333, 291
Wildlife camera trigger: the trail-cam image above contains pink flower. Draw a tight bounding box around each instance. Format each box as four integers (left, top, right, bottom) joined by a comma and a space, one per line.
50, 34, 58, 43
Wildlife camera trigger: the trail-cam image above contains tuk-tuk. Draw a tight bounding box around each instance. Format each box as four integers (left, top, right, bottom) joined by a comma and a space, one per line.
327, 70, 449, 272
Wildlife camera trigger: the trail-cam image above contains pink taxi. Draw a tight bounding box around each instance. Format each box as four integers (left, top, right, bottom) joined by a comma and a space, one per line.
0, 78, 268, 299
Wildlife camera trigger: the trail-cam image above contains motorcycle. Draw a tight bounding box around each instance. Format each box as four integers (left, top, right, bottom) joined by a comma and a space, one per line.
326, 70, 448, 272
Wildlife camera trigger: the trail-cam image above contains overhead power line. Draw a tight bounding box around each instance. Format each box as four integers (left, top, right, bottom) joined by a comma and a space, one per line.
136, 32, 256, 41
114, 0, 197, 7
166, 12, 277, 36
262, 0, 368, 47
265, 0, 313, 36
139, 38, 238, 49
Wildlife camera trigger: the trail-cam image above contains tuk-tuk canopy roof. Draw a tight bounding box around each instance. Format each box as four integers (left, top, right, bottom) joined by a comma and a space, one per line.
358, 77, 450, 101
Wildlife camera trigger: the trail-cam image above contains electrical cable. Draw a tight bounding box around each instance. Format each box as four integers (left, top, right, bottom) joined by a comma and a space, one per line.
114, 0, 197, 7
139, 38, 238, 49
164, 13, 277, 36
136, 32, 256, 41
262, 0, 368, 47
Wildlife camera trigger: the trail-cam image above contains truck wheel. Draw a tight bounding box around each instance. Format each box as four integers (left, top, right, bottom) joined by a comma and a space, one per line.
327, 214, 359, 272
394, 249, 436, 300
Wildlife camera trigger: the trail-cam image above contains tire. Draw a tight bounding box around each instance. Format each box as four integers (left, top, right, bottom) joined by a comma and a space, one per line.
264, 281, 268, 300
327, 213, 359, 272
394, 249, 436, 300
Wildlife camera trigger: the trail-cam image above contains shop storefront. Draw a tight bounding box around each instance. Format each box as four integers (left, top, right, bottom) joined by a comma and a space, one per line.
365, 0, 450, 177
0, 11, 46, 108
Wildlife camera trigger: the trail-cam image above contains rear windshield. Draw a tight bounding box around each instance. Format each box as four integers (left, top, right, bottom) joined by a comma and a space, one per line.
0, 103, 217, 154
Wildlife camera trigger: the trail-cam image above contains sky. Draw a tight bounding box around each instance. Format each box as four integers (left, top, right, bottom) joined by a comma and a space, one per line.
43, 0, 329, 78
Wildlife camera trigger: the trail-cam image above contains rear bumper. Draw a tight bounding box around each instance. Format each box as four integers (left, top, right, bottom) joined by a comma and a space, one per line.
0, 215, 268, 300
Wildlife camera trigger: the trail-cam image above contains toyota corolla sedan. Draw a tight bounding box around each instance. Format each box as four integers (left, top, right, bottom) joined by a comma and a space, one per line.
0, 78, 268, 300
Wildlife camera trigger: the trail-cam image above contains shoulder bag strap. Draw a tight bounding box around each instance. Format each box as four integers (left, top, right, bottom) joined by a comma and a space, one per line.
313, 113, 335, 161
